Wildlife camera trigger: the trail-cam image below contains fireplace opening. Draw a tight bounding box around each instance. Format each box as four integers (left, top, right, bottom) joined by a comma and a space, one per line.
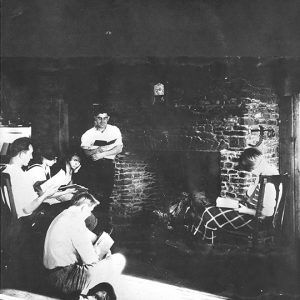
150, 151, 221, 204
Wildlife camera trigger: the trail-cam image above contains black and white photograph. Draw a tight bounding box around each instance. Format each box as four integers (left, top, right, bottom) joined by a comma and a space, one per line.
1, 1, 300, 299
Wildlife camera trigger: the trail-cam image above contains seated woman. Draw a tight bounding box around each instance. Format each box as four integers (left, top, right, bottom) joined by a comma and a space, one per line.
190, 147, 279, 244
27, 146, 58, 187
38, 150, 85, 203
32, 150, 98, 233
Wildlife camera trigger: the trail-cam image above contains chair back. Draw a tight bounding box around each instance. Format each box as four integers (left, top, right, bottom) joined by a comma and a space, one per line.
1, 172, 18, 221
256, 174, 289, 231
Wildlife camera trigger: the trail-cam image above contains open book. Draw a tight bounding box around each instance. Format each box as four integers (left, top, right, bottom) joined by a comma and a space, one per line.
94, 139, 117, 147
94, 232, 114, 260
58, 184, 88, 191
39, 170, 68, 192
216, 197, 239, 209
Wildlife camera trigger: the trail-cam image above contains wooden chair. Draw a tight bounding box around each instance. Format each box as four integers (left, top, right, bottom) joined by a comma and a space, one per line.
1, 172, 18, 222
218, 174, 290, 247
1, 171, 20, 251
1, 171, 47, 290
1, 170, 20, 274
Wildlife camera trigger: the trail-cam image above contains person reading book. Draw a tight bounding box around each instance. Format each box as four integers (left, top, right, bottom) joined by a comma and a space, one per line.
80, 108, 123, 203
189, 147, 279, 244
27, 145, 58, 186
34, 150, 101, 234
3, 137, 58, 220
26, 146, 77, 203
3, 139, 98, 237
81, 106, 123, 233
43, 192, 126, 299
38, 150, 85, 203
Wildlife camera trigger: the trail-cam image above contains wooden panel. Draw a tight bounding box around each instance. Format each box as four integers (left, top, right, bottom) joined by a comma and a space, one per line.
56, 99, 69, 154
31, 99, 69, 155
293, 95, 300, 240
279, 95, 300, 242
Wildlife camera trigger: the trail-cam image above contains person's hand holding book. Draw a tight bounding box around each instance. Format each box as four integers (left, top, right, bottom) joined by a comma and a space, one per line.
93, 232, 114, 260
43, 186, 59, 199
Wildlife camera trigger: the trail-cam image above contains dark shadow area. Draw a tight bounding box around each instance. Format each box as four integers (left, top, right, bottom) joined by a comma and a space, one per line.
151, 151, 221, 203
112, 210, 300, 299
1, 204, 299, 299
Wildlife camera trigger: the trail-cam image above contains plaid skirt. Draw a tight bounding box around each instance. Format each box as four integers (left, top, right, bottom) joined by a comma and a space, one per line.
46, 264, 89, 297
190, 206, 254, 244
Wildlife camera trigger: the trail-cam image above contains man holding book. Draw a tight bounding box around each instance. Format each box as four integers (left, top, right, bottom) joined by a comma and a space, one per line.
81, 106, 123, 232
3, 137, 58, 220
43, 192, 126, 299
81, 107, 123, 203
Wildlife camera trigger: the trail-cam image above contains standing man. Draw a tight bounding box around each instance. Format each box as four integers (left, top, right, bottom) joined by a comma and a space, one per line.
81, 107, 123, 228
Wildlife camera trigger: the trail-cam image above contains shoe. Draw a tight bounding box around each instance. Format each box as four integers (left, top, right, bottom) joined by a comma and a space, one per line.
87, 283, 116, 300
80, 291, 108, 299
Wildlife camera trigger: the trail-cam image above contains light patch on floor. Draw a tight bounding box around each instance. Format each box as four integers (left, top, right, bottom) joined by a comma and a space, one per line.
0, 289, 59, 300
118, 274, 228, 300
0, 277, 229, 300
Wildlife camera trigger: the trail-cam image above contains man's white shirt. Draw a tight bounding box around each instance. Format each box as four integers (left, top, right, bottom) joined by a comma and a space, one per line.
81, 124, 123, 160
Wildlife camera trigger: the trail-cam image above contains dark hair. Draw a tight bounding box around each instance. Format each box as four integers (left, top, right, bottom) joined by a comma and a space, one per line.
87, 283, 116, 300
238, 147, 263, 172
50, 149, 82, 175
34, 146, 58, 164
72, 191, 100, 207
93, 105, 109, 117
9, 137, 32, 157
65, 150, 81, 163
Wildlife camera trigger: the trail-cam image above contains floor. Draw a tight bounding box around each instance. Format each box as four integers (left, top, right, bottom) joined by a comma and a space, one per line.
1, 210, 299, 300
112, 211, 300, 299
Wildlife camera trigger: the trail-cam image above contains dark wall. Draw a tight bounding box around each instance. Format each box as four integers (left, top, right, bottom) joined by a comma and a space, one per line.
151, 151, 221, 201
0, 57, 271, 136
2, 0, 300, 57
2, 57, 300, 151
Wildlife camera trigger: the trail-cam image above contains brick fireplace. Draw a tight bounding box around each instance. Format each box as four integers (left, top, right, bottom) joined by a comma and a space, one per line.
111, 96, 280, 218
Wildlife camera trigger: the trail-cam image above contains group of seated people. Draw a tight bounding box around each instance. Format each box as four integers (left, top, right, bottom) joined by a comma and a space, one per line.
1, 136, 281, 298
2, 137, 125, 300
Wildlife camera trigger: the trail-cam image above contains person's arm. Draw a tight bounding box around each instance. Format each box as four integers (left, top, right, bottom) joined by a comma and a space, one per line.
51, 188, 77, 199
261, 182, 277, 217
237, 181, 277, 217
82, 146, 99, 158
90, 144, 123, 161
23, 186, 58, 215
81, 129, 98, 158
87, 230, 98, 244
235, 180, 257, 215
72, 224, 99, 265
9, 170, 58, 216
235, 203, 256, 215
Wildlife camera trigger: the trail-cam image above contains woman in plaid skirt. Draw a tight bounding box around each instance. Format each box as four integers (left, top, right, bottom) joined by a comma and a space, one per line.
190, 148, 279, 244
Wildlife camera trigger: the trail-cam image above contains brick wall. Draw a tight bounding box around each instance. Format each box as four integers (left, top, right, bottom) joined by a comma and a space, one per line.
111, 96, 279, 216
1, 59, 281, 220
220, 98, 279, 201
112, 153, 166, 217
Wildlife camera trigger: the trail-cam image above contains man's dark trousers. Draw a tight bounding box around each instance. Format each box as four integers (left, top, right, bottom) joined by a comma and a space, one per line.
89, 158, 115, 233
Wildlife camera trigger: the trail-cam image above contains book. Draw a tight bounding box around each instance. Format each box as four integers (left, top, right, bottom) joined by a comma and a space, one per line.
93, 139, 117, 147
94, 232, 114, 260
58, 184, 88, 191
39, 169, 73, 192
216, 197, 239, 209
